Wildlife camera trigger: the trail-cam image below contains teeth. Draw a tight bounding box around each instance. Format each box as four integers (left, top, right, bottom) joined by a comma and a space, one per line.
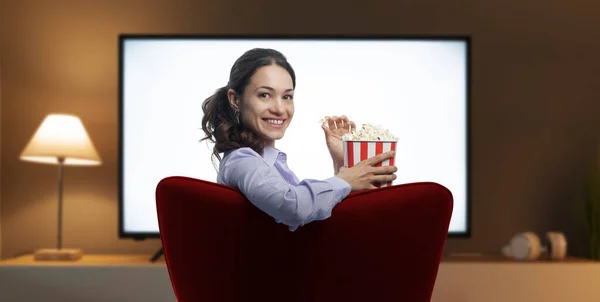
266, 119, 283, 125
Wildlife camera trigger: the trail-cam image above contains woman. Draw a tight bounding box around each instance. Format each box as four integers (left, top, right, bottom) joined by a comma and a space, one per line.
201, 48, 397, 231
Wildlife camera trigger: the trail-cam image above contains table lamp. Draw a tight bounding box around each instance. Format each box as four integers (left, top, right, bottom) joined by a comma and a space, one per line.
20, 113, 102, 261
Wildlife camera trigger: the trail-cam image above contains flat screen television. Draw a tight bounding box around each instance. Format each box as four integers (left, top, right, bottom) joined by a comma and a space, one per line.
119, 35, 471, 239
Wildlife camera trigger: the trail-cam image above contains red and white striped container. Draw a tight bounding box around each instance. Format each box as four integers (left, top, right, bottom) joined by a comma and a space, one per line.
343, 140, 398, 188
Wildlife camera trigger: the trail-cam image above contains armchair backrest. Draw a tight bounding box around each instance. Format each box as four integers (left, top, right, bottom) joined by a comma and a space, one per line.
156, 176, 453, 302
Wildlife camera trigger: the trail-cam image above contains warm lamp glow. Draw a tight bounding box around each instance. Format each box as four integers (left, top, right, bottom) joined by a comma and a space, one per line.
20, 114, 101, 166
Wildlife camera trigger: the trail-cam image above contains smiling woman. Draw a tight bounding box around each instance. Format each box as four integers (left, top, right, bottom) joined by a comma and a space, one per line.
228, 65, 295, 148
200, 48, 296, 164
200, 48, 397, 231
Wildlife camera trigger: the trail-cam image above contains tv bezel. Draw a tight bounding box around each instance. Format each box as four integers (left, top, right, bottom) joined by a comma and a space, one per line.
118, 34, 472, 240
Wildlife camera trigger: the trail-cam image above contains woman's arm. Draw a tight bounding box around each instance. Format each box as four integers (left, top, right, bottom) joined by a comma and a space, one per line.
333, 159, 344, 175
220, 148, 351, 231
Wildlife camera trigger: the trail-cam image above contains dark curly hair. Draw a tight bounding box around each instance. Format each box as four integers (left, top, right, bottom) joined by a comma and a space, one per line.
200, 48, 296, 170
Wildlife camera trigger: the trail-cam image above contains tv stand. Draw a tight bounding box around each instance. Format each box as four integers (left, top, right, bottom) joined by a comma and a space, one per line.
1, 254, 600, 302
150, 247, 163, 262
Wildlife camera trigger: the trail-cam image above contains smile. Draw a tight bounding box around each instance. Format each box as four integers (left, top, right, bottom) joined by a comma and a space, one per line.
263, 118, 285, 128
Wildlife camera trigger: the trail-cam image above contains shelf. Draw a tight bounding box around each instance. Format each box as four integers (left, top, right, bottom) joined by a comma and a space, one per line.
0, 254, 165, 266
441, 254, 593, 263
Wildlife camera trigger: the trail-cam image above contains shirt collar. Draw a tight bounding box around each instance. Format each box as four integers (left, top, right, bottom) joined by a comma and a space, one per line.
223, 146, 284, 167
263, 146, 284, 167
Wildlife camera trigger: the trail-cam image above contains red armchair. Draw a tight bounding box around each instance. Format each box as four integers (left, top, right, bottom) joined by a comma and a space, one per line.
156, 176, 453, 302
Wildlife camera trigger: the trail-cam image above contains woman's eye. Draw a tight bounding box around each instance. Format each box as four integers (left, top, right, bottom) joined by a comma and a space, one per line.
259, 93, 269, 98
284, 95, 294, 100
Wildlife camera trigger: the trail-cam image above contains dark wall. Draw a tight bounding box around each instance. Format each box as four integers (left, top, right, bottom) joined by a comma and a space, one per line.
1, 0, 599, 258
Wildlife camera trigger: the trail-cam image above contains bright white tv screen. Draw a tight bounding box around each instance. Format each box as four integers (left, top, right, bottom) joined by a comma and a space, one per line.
119, 36, 470, 237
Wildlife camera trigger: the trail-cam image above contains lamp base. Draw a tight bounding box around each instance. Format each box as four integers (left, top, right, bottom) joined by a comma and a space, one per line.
34, 248, 84, 261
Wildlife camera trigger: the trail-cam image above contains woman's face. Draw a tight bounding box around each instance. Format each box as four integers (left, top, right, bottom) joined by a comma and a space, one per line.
229, 64, 295, 148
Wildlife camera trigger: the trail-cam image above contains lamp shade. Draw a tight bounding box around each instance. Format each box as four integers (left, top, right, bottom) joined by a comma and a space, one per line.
20, 114, 102, 166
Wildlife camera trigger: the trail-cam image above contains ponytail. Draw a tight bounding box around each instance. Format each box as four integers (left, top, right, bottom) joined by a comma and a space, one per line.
200, 86, 265, 172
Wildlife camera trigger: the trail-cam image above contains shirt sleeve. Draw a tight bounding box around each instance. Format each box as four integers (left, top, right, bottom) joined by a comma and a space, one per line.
220, 148, 351, 231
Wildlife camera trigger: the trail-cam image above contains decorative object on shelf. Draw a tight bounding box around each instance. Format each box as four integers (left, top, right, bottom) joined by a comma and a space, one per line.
501, 231, 568, 261
20, 113, 102, 261
584, 142, 600, 260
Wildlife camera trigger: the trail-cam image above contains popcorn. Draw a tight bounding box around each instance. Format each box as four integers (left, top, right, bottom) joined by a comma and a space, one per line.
321, 117, 398, 141
342, 123, 399, 141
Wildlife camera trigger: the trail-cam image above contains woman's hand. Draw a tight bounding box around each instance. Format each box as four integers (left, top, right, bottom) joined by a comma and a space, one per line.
321, 115, 357, 167
336, 151, 397, 191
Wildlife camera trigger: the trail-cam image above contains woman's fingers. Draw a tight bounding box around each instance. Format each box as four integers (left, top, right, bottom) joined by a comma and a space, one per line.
327, 116, 337, 130
325, 115, 355, 132
347, 121, 356, 132
338, 115, 348, 129
372, 174, 397, 183
321, 124, 332, 135
371, 165, 398, 175
336, 115, 349, 129
364, 151, 395, 166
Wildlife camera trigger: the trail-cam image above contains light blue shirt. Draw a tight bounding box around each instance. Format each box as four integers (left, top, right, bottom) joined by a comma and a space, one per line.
217, 146, 352, 231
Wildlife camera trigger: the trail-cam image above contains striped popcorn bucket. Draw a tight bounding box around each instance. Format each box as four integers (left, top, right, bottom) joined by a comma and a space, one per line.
343, 140, 398, 188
